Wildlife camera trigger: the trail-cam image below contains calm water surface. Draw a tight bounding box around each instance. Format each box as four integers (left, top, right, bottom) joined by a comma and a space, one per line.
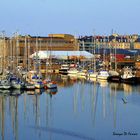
0, 74, 140, 140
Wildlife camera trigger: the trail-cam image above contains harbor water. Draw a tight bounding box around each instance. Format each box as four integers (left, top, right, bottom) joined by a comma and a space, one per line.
0, 74, 140, 140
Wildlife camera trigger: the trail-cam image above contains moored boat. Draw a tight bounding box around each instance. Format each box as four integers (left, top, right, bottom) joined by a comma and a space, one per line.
59, 64, 69, 74
34, 81, 44, 89
68, 68, 79, 74
77, 70, 87, 77
97, 70, 110, 80
0, 80, 11, 90
87, 71, 98, 78
107, 70, 121, 82
43, 79, 57, 89
11, 80, 21, 89
24, 83, 35, 90
121, 68, 137, 84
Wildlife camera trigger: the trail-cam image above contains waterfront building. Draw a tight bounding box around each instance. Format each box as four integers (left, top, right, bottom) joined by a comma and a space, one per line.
0, 32, 140, 72
0, 34, 78, 69
134, 37, 140, 49
78, 34, 133, 53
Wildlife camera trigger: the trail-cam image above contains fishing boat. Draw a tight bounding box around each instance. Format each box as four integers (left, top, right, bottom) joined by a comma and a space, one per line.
121, 67, 137, 84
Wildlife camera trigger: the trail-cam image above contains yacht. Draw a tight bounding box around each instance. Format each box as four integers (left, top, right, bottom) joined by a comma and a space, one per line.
107, 70, 121, 82
121, 68, 137, 84
87, 70, 98, 78
68, 68, 79, 74
59, 64, 69, 74
77, 70, 87, 77
97, 70, 110, 80
24, 82, 35, 90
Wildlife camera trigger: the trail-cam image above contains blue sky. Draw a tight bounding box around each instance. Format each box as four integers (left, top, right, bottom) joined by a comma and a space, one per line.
0, 0, 139, 36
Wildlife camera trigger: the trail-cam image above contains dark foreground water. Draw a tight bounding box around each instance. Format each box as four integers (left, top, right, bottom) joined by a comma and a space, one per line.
0, 74, 140, 140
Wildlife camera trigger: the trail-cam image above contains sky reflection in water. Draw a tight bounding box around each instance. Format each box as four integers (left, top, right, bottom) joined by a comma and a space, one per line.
0, 74, 140, 140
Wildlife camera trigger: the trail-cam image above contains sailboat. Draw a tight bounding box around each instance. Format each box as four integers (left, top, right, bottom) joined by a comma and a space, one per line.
23, 36, 35, 90
0, 32, 11, 89
107, 36, 121, 82
87, 35, 98, 79
9, 33, 23, 89
97, 36, 110, 80
77, 42, 87, 78
34, 38, 44, 89
43, 37, 57, 89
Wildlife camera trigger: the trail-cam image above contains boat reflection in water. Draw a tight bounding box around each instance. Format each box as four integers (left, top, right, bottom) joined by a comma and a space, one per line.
46, 88, 58, 96
0, 74, 140, 140
98, 79, 108, 87
0, 89, 11, 95
10, 89, 23, 96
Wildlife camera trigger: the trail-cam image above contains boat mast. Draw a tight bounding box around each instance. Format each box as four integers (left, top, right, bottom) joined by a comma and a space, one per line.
2, 31, 6, 74
109, 36, 112, 70
9, 38, 13, 72
82, 41, 85, 70
93, 33, 96, 72
103, 36, 106, 70
38, 38, 41, 75
45, 38, 48, 77
27, 37, 31, 71
49, 37, 52, 74
35, 37, 38, 73
15, 32, 19, 69
24, 36, 27, 70
0, 36, 2, 74
114, 36, 117, 71
0, 33, 3, 74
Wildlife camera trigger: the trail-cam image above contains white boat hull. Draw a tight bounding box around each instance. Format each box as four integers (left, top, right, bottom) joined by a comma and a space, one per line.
88, 73, 98, 78
12, 84, 21, 89
35, 84, 44, 89
47, 83, 57, 89
97, 70, 109, 80
77, 72, 86, 76
97, 76, 108, 80
68, 71, 78, 74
